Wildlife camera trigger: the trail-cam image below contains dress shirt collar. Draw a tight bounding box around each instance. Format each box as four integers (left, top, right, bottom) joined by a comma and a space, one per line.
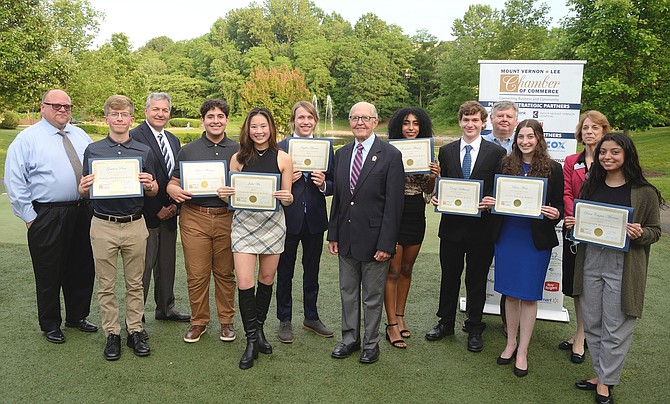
460, 135, 482, 152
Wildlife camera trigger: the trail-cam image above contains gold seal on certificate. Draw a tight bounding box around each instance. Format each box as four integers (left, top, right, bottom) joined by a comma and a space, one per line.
228, 172, 280, 211
492, 175, 547, 219
571, 199, 632, 251
180, 161, 227, 197
89, 157, 142, 199
287, 138, 331, 172
435, 178, 483, 217
388, 138, 434, 174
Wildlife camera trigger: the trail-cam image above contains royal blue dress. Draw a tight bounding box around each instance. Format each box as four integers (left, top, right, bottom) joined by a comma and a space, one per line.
494, 163, 551, 301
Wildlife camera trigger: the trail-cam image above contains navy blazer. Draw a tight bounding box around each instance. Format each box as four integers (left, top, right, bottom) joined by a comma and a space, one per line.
327, 136, 404, 261
278, 138, 334, 235
130, 121, 181, 229
437, 138, 506, 244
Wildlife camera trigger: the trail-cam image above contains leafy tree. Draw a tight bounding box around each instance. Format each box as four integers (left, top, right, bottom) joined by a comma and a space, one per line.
559, 0, 670, 131
239, 65, 310, 136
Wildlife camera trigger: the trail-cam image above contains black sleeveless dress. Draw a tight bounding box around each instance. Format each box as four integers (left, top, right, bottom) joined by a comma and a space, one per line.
231, 149, 287, 254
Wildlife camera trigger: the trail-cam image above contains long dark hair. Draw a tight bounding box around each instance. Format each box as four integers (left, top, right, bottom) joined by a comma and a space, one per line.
387, 107, 434, 139
236, 107, 278, 166
501, 119, 553, 178
580, 132, 664, 204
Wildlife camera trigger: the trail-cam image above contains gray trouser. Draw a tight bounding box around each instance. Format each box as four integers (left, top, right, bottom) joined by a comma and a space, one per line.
581, 245, 636, 385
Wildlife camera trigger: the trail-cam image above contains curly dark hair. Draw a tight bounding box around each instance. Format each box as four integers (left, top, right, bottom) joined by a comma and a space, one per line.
501, 119, 553, 178
200, 99, 229, 118
580, 132, 664, 205
387, 107, 434, 139
236, 107, 278, 166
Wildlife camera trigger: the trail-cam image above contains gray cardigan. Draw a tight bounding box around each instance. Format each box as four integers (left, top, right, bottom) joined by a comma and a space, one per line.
573, 184, 661, 317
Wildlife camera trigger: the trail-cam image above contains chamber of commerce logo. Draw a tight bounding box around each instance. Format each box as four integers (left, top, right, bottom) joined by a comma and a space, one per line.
499, 71, 561, 95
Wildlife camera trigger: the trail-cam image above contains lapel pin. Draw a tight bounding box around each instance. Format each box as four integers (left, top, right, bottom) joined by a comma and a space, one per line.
372, 156, 377, 162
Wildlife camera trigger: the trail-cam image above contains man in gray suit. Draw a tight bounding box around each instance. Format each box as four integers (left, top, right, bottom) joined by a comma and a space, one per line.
327, 101, 404, 364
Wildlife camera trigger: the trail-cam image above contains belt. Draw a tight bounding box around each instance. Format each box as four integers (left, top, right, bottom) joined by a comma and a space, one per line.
93, 211, 143, 223
185, 203, 230, 215
33, 200, 88, 208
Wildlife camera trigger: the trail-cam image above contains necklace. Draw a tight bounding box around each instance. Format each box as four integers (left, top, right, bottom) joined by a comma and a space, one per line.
255, 148, 268, 157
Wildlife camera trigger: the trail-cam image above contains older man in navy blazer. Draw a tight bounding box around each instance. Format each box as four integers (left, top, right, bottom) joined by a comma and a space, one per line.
276, 101, 335, 343
327, 101, 404, 364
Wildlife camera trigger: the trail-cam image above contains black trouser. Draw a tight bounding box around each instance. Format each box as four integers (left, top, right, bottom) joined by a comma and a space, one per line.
28, 201, 95, 331
436, 237, 494, 334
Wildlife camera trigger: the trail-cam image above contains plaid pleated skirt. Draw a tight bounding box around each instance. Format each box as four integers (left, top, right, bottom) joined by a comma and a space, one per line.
231, 208, 286, 254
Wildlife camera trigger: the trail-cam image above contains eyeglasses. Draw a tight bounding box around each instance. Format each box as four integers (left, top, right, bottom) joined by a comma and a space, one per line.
107, 112, 132, 119
43, 102, 72, 111
349, 116, 376, 123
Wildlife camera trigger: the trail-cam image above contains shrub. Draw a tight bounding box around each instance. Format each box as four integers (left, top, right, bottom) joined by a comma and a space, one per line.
76, 123, 108, 135
169, 118, 201, 128
0, 110, 20, 129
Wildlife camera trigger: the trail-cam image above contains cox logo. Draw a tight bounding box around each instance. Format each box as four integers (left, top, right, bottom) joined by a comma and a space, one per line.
547, 141, 566, 149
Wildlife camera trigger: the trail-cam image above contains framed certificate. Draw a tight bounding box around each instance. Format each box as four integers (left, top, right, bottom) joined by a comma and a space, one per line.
228, 172, 280, 211
286, 138, 332, 172
492, 174, 547, 219
89, 157, 143, 199
180, 160, 227, 197
388, 137, 434, 174
434, 178, 483, 217
570, 199, 633, 251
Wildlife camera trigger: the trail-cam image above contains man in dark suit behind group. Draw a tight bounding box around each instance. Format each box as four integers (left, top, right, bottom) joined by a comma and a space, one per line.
327, 101, 404, 364
276, 101, 334, 343
425, 100, 506, 353
131, 92, 189, 326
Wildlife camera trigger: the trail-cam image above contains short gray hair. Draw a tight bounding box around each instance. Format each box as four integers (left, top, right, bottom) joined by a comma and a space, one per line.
145, 92, 172, 110
349, 102, 378, 118
491, 100, 518, 118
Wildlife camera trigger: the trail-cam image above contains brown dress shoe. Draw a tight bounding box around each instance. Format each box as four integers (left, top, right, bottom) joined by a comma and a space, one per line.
183, 325, 207, 343
220, 323, 236, 342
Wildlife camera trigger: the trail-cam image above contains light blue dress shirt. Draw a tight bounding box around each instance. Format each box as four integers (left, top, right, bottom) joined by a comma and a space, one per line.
4, 119, 92, 222
482, 133, 513, 154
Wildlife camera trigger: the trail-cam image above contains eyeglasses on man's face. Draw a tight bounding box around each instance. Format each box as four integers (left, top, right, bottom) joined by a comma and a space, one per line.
43, 102, 72, 112
107, 112, 132, 119
349, 116, 376, 123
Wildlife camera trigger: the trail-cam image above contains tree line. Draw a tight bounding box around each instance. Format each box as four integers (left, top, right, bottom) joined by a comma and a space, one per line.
1, 0, 668, 132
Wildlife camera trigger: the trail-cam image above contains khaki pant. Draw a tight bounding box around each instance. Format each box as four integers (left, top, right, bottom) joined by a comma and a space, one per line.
90, 217, 148, 335
180, 205, 236, 325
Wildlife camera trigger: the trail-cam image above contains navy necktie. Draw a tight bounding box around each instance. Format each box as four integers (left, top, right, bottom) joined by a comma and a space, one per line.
462, 144, 472, 179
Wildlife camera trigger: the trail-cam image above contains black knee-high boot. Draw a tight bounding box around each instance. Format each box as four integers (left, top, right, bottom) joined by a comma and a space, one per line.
255, 282, 273, 354
238, 287, 258, 370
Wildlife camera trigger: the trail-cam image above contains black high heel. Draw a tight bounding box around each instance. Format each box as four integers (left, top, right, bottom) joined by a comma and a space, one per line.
396, 314, 410, 338
385, 323, 406, 349
496, 348, 517, 365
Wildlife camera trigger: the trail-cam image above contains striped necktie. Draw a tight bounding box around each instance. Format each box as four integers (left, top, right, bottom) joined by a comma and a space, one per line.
158, 133, 173, 177
350, 143, 364, 194
462, 144, 472, 179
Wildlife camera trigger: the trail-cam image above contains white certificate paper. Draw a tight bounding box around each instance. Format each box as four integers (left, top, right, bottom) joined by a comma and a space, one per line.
89, 157, 142, 199
287, 138, 332, 172
435, 178, 483, 217
228, 172, 280, 211
388, 138, 434, 174
571, 199, 633, 251
492, 175, 547, 219
180, 161, 227, 197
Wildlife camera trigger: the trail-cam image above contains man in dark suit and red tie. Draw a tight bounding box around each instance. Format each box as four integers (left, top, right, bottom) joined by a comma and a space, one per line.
131, 93, 190, 330
327, 101, 404, 364
425, 100, 506, 353
276, 101, 334, 343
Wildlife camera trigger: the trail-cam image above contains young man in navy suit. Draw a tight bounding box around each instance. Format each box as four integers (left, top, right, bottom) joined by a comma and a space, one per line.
425, 101, 506, 353
276, 101, 334, 343
327, 102, 404, 364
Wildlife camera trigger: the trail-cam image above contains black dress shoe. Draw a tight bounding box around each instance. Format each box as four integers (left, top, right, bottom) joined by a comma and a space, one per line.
44, 329, 65, 344
558, 340, 573, 350
513, 365, 528, 377
595, 392, 614, 404
425, 323, 454, 341
496, 348, 517, 365
156, 311, 190, 322
467, 333, 483, 352
331, 342, 361, 359
359, 345, 380, 364
65, 319, 98, 333
127, 332, 150, 357
104, 334, 121, 361
571, 350, 585, 363
575, 380, 597, 390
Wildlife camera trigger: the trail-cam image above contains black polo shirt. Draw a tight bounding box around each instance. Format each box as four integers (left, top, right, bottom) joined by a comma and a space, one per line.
172, 132, 240, 208
82, 135, 158, 216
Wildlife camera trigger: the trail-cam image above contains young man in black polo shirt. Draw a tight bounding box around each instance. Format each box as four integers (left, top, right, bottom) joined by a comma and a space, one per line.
79, 95, 159, 361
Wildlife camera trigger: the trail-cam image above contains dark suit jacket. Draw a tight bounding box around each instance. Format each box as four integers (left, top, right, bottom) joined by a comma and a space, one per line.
491, 160, 565, 250
437, 138, 506, 244
130, 121, 181, 229
278, 138, 334, 235
327, 136, 404, 261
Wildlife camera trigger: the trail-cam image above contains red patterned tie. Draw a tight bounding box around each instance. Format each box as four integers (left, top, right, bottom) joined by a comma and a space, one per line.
350, 143, 364, 194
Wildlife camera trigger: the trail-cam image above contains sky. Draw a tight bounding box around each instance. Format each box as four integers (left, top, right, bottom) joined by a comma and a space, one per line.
88, 0, 571, 49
